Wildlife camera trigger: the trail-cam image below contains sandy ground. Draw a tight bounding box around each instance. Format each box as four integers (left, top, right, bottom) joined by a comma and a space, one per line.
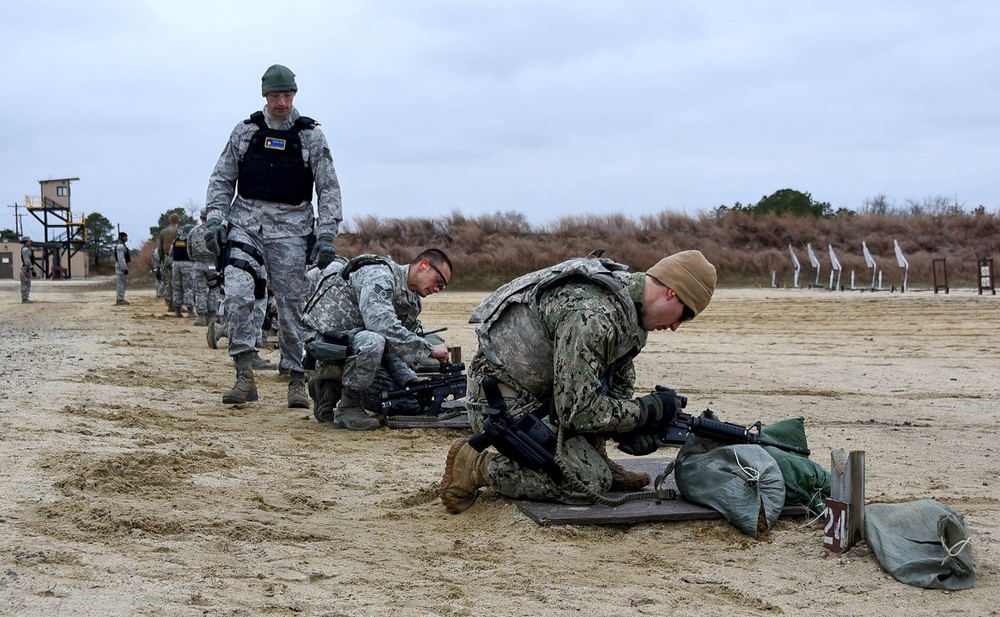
1, 278, 998, 616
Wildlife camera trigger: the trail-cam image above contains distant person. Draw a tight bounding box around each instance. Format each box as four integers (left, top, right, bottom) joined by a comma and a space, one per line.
152, 246, 165, 299
20, 236, 36, 303
114, 232, 130, 305
203, 64, 343, 408
187, 209, 221, 326
171, 225, 196, 318
304, 249, 452, 430
158, 213, 181, 311
439, 250, 716, 513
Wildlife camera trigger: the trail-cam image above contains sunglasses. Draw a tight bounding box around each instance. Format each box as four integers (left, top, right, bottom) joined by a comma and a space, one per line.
428, 262, 449, 291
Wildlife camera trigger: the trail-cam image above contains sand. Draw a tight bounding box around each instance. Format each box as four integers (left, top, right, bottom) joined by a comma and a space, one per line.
1, 279, 997, 616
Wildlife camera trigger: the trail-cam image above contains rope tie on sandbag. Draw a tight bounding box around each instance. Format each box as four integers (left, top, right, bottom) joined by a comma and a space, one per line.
940, 536, 972, 566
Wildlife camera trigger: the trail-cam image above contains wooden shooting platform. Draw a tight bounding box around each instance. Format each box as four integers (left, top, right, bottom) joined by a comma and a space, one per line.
513, 457, 808, 526
384, 400, 471, 429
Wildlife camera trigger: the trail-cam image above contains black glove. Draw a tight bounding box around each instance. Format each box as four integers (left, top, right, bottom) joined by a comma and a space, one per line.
616, 432, 662, 456
634, 387, 680, 429
310, 233, 337, 269
123, 269, 129, 275
204, 219, 228, 256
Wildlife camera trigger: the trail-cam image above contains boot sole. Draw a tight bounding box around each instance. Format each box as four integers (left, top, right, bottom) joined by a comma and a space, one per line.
223, 391, 258, 404
440, 438, 471, 514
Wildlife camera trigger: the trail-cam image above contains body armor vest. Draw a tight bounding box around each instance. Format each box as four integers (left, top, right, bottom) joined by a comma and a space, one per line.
172, 237, 190, 261
303, 255, 418, 335
469, 257, 643, 399
237, 112, 317, 205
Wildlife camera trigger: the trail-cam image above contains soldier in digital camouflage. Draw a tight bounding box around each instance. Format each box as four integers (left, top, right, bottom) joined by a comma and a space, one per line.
303, 249, 452, 430
202, 64, 343, 409
440, 250, 717, 513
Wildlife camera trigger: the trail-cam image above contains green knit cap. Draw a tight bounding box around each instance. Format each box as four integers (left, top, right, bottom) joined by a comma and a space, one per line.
261, 64, 297, 96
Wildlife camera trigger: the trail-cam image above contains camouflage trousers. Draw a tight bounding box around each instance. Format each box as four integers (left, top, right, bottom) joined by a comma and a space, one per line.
20, 267, 31, 301
223, 227, 308, 373
162, 256, 174, 304
172, 260, 196, 308
115, 264, 128, 303
191, 261, 219, 315
466, 378, 613, 505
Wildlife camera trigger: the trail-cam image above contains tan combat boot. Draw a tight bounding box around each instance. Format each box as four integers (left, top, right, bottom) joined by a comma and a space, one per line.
332, 389, 380, 431
599, 439, 650, 491
440, 438, 495, 514
222, 352, 258, 404
287, 371, 310, 409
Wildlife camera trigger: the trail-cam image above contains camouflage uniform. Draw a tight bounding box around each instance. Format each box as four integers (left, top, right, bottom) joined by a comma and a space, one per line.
466, 258, 650, 504
20, 243, 34, 302
205, 106, 341, 373
114, 239, 129, 303
158, 223, 179, 306
304, 255, 433, 405
171, 231, 196, 313
152, 247, 165, 298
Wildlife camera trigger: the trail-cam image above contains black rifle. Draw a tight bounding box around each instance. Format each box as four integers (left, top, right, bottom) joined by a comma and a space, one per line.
379, 362, 467, 419
619, 386, 811, 456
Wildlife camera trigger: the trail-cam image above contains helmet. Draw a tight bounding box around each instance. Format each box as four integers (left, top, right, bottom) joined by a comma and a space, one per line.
21, 236, 31, 242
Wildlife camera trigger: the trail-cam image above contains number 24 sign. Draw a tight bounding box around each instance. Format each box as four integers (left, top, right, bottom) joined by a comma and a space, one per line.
824, 499, 850, 553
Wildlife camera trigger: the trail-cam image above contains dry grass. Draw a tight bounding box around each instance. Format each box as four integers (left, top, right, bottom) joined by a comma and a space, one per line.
128, 209, 999, 291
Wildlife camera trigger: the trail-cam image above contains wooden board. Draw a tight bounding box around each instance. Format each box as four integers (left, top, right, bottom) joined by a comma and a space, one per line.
513, 457, 808, 526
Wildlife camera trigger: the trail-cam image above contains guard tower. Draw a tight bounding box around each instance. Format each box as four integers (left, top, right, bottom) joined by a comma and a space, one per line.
25, 177, 89, 279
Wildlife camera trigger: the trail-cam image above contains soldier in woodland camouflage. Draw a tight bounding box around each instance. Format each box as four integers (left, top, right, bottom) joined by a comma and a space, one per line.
303, 249, 452, 430
203, 64, 343, 408
440, 250, 717, 513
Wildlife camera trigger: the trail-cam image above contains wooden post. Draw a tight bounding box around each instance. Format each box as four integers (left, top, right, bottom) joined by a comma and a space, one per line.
825, 449, 865, 552
979, 259, 996, 296
932, 258, 949, 294
450, 345, 462, 364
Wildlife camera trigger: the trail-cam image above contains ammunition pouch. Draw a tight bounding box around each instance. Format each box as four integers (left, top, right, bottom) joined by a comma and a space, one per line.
468, 378, 561, 480
304, 331, 354, 362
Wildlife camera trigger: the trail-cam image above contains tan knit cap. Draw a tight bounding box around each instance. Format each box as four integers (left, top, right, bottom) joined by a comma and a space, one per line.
647, 250, 717, 317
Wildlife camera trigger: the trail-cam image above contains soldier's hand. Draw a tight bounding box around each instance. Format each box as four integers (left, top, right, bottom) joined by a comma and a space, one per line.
204, 220, 227, 256
429, 343, 449, 362
634, 387, 680, 429
310, 233, 337, 269
615, 432, 661, 456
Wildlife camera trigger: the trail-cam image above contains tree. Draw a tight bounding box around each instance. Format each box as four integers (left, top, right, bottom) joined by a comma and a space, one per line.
85, 212, 115, 266
149, 206, 197, 241
749, 189, 833, 218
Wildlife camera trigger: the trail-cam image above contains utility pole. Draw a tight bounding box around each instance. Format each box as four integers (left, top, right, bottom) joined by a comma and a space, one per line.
7, 202, 20, 236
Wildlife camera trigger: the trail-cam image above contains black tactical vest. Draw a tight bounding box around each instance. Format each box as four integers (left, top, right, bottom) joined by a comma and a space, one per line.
237, 112, 317, 205
172, 237, 190, 261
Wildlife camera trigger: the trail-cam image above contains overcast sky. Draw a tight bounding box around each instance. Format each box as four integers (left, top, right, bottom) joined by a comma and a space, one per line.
3, 1, 998, 244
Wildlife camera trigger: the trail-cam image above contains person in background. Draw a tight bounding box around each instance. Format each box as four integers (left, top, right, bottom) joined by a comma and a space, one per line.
114, 232, 131, 306
158, 213, 181, 311
203, 64, 343, 409
20, 236, 36, 303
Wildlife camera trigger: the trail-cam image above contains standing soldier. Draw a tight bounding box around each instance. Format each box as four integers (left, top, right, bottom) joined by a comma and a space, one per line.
152, 245, 165, 299
187, 209, 220, 326
114, 232, 130, 305
202, 64, 343, 408
158, 213, 181, 311
171, 225, 196, 318
20, 236, 36, 303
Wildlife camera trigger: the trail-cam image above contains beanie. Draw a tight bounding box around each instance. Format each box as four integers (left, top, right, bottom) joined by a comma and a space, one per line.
261, 64, 297, 96
647, 250, 717, 318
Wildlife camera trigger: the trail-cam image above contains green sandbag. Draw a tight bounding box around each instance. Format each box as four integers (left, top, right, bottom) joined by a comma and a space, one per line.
759, 417, 830, 513
865, 500, 976, 590
675, 411, 786, 538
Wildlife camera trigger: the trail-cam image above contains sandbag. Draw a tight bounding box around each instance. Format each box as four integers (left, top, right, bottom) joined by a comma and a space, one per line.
674, 411, 785, 538
864, 499, 976, 590
759, 417, 830, 513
